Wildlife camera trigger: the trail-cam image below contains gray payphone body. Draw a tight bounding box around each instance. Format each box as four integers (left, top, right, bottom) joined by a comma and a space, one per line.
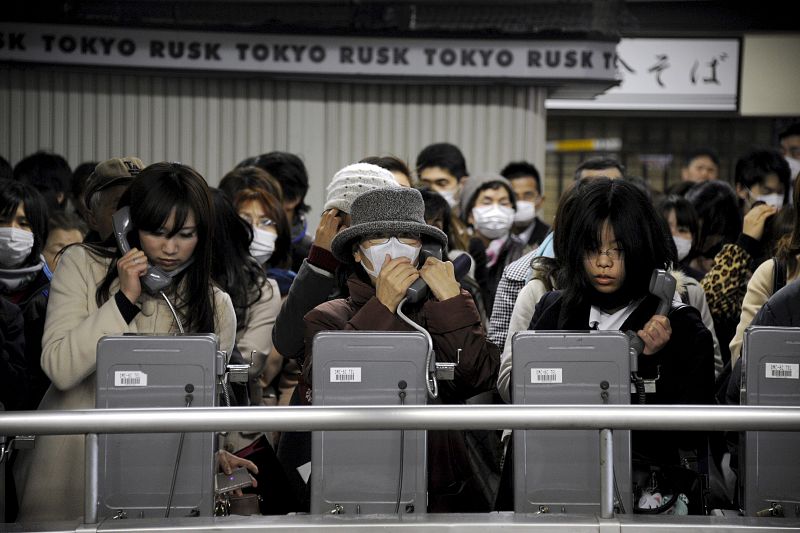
95, 334, 220, 519
311, 331, 428, 515
512, 330, 633, 514
741, 326, 800, 518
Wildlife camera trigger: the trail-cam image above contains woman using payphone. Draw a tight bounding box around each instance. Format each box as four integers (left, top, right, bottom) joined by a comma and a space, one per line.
14, 162, 238, 521
302, 186, 500, 513
522, 178, 716, 512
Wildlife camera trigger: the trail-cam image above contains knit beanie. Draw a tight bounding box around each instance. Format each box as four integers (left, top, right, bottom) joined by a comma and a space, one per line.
323, 163, 400, 213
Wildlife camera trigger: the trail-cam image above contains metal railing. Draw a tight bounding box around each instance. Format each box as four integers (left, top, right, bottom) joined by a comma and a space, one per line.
2, 404, 800, 530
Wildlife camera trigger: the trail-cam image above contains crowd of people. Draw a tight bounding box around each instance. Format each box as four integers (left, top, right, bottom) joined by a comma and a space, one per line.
1, 121, 799, 521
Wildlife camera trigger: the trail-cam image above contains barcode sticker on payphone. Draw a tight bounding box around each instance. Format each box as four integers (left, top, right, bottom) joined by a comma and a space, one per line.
531, 368, 563, 384
765, 363, 799, 379
114, 371, 148, 387
330, 367, 362, 383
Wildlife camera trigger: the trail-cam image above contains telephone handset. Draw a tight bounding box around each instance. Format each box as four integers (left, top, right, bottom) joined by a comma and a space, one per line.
112, 206, 192, 295
626, 268, 676, 404
405, 244, 472, 304
405, 243, 444, 304
649, 268, 676, 316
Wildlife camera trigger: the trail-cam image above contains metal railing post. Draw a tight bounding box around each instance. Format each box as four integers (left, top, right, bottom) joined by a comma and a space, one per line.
84, 433, 98, 524
0, 435, 6, 523
599, 428, 614, 519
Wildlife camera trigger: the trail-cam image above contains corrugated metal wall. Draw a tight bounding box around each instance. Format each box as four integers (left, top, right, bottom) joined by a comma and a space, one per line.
0, 65, 547, 218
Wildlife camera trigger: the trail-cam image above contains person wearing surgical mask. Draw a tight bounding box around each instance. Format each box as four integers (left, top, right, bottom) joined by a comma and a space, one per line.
210, 189, 281, 411
657, 195, 703, 280
460, 173, 524, 316
734, 149, 791, 214
778, 123, 800, 192
0, 179, 53, 411
501, 160, 550, 252
415, 142, 471, 250
219, 167, 292, 294
303, 186, 499, 513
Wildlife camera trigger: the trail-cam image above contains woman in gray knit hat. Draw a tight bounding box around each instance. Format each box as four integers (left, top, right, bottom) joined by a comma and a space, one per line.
302, 186, 500, 513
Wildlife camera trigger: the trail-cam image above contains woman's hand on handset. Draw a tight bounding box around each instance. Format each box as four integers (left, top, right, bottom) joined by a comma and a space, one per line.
117, 248, 149, 303
376, 255, 419, 313
419, 256, 460, 302
637, 315, 672, 355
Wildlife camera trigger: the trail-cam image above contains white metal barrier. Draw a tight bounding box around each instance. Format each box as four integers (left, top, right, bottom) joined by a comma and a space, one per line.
2, 404, 800, 532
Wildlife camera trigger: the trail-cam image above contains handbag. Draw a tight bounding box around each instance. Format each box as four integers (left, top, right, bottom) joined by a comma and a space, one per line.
234, 433, 303, 514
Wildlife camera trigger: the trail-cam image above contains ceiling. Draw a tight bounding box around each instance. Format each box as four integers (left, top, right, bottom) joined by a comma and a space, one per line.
6, 1, 796, 39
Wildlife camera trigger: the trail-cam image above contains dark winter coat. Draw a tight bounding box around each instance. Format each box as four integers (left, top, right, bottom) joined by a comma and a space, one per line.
302, 273, 501, 512
528, 290, 716, 466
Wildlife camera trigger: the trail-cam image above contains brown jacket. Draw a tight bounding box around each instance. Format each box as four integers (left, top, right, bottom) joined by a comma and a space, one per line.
302, 274, 500, 511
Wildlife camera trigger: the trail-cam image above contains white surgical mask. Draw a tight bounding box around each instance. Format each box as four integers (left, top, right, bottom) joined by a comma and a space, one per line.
0, 227, 35, 268
250, 227, 278, 265
438, 188, 459, 209
755, 193, 784, 210
359, 237, 421, 278
786, 156, 800, 192
513, 201, 536, 225
673, 235, 692, 262
471, 204, 515, 240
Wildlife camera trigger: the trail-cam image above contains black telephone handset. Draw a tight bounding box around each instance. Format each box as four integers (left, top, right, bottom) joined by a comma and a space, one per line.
112, 206, 174, 295
405, 243, 443, 304
404, 244, 473, 304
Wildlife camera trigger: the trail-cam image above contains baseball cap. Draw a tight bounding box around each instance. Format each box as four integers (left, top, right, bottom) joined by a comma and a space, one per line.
84, 156, 144, 206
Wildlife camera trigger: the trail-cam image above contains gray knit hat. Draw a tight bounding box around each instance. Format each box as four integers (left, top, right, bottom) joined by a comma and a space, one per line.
323, 162, 399, 213
459, 173, 516, 218
331, 187, 448, 264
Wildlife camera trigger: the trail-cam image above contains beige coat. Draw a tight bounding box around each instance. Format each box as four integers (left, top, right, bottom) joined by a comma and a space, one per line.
729, 256, 800, 365
236, 278, 281, 404
14, 245, 236, 522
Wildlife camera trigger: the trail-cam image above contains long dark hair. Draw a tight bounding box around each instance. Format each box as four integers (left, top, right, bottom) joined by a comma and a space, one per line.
557, 178, 674, 311
684, 180, 742, 254
94, 162, 217, 334
775, 176, 800, 278
210, 188, 270, 330
0, 179, 49, 267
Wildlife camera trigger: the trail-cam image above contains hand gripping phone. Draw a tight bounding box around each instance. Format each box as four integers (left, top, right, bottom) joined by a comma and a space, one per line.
405, 243, 443, 304
112, 206, 188, 295
627, 268, 677, 403
404, 244, 472, 304
214, 467, 253, 495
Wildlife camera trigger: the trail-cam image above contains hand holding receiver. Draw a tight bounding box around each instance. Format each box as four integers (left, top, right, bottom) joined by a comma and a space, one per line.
637, 314, 672, 355
742, 203, 778, 242
376, 255, 420, 313
627, 269, 676, 356
314, 208, 344, 251
112, 205, 174, 295
117, 248, 149, 304
405, 242, 443, 303
419, 256, 461, 302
